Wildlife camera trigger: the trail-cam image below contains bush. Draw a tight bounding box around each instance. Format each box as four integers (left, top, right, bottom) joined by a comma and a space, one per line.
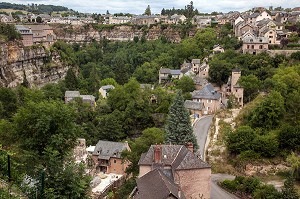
253, 134, 279, 157
291, 51, 300, 60
221, 179, 238, 191
226, 126, 257, 154
221, 176, 281, 199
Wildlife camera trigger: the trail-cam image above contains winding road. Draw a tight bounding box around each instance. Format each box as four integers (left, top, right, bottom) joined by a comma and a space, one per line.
193, 115, 213, 158
193, 116, 238, 199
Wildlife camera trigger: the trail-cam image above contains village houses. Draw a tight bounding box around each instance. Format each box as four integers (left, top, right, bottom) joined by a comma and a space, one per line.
191, 83, 222, 114
64, 91, 96, 107
131, 143, 211, 199
91, 140, 130, 175
222, 69, 244, 107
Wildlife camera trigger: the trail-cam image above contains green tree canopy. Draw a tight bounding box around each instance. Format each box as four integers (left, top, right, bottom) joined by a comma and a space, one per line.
176, 76, 195, 93
248, 91, 285, 129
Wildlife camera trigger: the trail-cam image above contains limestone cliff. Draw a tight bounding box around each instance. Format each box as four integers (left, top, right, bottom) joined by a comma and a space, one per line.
0, 41, 69, 88
53, 24, 195, 43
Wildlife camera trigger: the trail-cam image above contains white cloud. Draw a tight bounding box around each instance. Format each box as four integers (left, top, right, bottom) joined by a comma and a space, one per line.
4, 0, 300, 14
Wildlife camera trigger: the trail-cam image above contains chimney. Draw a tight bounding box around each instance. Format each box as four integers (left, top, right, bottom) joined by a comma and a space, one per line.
186, 142, 194, 153
153, 145, 162, 163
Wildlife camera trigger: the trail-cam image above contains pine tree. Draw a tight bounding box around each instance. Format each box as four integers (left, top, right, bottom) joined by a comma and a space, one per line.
65, 68, 79, 90
165, 91, 198, 149
144, 5, 151, 16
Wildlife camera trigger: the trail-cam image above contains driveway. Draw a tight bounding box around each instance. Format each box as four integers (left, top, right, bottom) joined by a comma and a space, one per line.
193, 115, 213, 158
211, 174, 239, 199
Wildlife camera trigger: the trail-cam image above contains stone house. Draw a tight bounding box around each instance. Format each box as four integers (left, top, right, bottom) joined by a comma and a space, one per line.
198, 61, 210, 79
99, 85, 115, 98
235, 23, 256, 38
222, 69, 244, 107
92, 140, 130, 175
0, 14, 15, 23
15, 25, 34, 47
213, 44, 225, 54
159, 68, 182, 84
134, 144, 211, 199
192, 15, 212, 28
193, 76, 208, 90
169, 14, 186, 24
109, 16, 131, 24
64, 91, 96, 107
242, 34, 268, 54
191, 59, 201, 74
256, 11, 272, 22
23, 25, 56, 46
132, 15, 160, 26
184, 100, 203, 118
191, 83, 222, 114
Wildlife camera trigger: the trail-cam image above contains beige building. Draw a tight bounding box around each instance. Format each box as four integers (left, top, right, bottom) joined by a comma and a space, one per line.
223, 69, 244, 107
99, 85, 115, 98
92, 140, 130, 175
132, 15, 160, 26
242, 33, 268, 54
15, 25, 34, 47
191, 83, 222, 114
134, 144, 211, 199
159, 68, 182, 84
23, 25, 55, 46
184, 100, 203, 118
64, 91, 96, 107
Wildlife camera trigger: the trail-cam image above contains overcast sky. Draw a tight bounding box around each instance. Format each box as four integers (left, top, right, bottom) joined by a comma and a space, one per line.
5, 0, 300, 14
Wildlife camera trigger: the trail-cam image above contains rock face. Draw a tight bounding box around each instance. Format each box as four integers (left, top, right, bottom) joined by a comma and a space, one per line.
54, 24, 189, 43
0, 41, 69, 88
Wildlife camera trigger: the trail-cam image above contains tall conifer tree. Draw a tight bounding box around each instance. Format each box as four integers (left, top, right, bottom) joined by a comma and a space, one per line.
165, 91, 198, 149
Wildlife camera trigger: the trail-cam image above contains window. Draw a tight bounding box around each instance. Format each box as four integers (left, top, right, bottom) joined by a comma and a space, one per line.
251, 45, 254, 49
269, 36, 273, 38
247, 45, 250, 49
114, 160, 117, 163
259, 45, 263, 49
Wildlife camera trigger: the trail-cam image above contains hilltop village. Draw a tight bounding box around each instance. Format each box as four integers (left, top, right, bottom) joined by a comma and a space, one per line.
0, 2, 300, 199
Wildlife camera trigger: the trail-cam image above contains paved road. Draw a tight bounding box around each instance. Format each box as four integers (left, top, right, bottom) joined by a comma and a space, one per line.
193, 115, 213, 158
211, 174, 239, 199
193, 116, 238, 199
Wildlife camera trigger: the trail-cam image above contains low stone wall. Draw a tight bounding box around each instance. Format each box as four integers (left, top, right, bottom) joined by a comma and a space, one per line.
267, 49, 300, 57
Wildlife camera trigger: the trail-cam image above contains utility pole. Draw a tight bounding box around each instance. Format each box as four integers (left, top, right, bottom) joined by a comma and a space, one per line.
7, 155, 11, 199
39, 170, 45, 199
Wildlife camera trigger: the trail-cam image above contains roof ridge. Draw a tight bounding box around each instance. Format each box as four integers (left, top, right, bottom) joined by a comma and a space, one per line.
171, 145, 183, 165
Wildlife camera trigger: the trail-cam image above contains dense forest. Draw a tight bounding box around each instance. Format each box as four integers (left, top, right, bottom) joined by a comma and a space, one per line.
0, 2, 70, 13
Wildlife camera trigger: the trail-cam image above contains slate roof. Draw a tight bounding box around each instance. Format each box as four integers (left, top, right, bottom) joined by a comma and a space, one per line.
242, 35, 268, 44
93, 140, 128, 160
136, 169, 185, 199
176, 150, 210, 170
160, 68, 171, 74
191, 59, 201, 64
170, 69, 181, 75
15, 25, 33, 35
80, 95, 95, 101
248, 12, 260, 18
100, 85, 115, 90
184, 100, 203, 111
191, 83, 221, 100
232, 68, 241, 72
138, 145, 210, 170
65, 91, 80, 98
193, 76, 207, 86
